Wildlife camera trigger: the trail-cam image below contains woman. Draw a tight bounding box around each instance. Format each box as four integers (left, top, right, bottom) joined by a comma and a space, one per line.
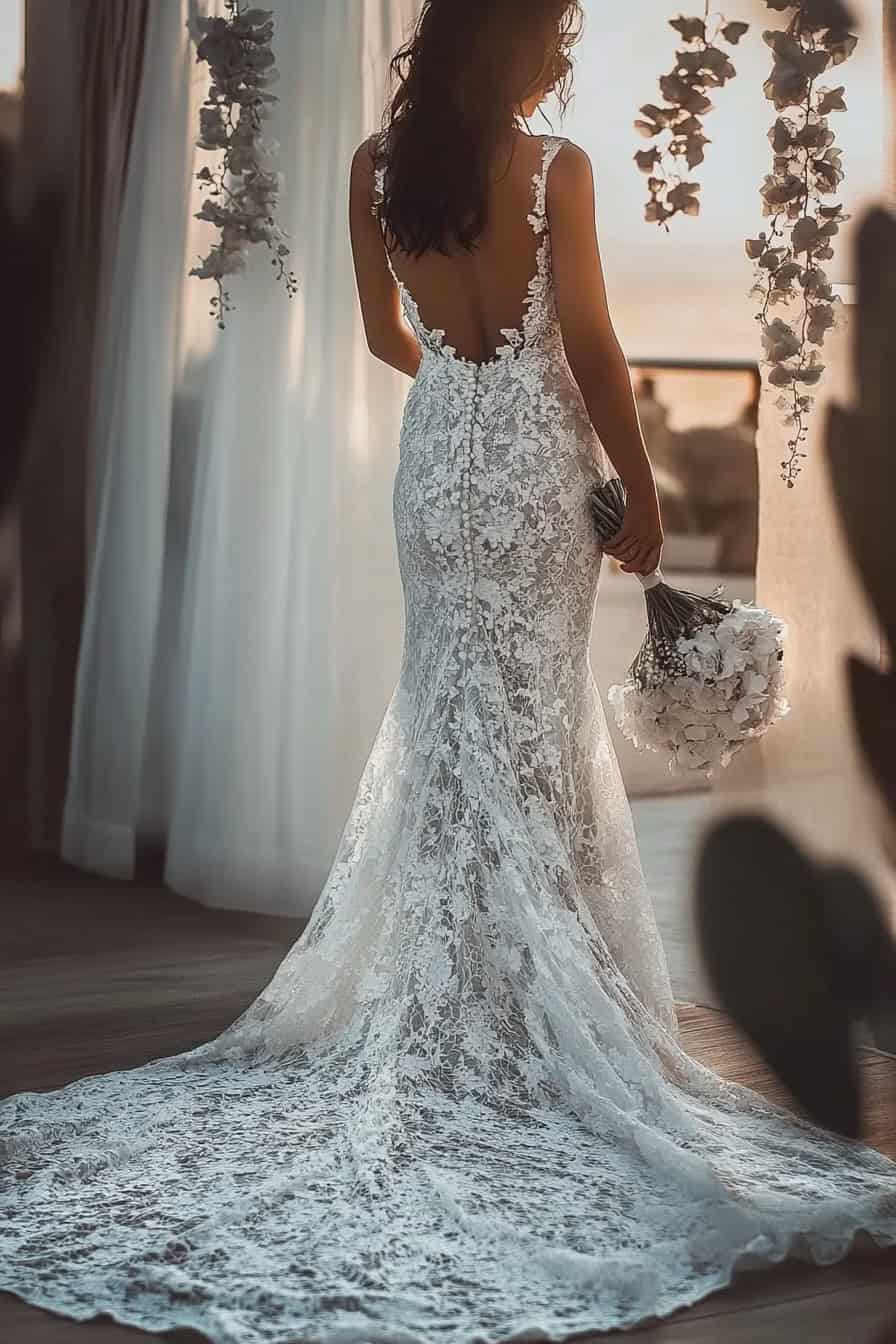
2, 2, 895, 1341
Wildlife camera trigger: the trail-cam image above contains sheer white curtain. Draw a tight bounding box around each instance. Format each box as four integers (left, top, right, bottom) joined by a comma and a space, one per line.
63, 0, 420, 915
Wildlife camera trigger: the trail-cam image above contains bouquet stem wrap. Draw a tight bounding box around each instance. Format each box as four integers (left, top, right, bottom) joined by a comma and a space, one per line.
590, 475, 731, 688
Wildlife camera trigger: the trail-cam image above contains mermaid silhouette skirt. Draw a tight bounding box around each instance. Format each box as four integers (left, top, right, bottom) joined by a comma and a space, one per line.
2, 134, 896, 1344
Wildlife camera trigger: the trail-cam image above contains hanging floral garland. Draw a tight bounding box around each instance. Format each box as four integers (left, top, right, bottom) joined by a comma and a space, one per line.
188, 1, 297, 328
634, 5, 750, 229
636, 0, 858, 486
747, 0, 857, 485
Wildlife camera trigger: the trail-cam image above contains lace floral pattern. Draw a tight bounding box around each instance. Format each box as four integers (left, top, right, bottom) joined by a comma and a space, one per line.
2, 135, 896, 1344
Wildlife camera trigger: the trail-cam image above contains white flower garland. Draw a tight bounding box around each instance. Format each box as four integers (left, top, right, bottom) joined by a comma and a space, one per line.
188, 1, 296, 327
608, 601, 789, 777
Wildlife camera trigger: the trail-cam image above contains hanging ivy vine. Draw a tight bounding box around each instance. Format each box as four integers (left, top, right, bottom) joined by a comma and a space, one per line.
635, 0, 859, 486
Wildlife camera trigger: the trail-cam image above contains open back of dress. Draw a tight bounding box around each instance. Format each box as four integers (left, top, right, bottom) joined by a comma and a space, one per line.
381, 132, 553, 367
377, 132, 575, 371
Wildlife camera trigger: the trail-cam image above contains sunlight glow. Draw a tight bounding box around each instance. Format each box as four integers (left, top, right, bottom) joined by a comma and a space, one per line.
0, 0, 22, 90
554, 0, 884, 362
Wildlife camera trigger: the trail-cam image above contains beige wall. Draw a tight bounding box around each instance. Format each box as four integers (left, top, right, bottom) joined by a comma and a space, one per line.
712, 294, 896, 929
708, 1, 896, 925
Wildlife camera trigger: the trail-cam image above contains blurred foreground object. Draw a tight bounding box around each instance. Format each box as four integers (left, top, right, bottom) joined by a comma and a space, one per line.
825, 208, 896, 825
697, 814, 896, 1137
696, 206, 896, 1136
0, 140, 61, 516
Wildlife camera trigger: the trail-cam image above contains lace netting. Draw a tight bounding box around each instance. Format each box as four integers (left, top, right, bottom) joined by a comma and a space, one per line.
2, 133, 896, 1344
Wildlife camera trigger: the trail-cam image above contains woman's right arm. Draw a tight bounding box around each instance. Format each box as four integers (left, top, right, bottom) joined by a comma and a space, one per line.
548, 141, 663, 577
349, 138, 421, 379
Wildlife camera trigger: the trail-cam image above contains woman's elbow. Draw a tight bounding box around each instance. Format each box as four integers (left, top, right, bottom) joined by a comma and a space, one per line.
366, 327, 406, 370
364, 323, 392, 362
564, 330, 625, 387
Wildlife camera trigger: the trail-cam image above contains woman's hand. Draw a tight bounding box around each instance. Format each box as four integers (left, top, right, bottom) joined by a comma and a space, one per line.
603, 498, 663, 576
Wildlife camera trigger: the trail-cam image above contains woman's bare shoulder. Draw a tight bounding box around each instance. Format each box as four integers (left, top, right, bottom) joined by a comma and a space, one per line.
547, 137, 594, 191
351, 134, 380, 181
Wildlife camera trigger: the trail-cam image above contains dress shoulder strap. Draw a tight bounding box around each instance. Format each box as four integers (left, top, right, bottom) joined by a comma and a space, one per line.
370, 132, 567, 225
528, 134, 567, 236
369, 133, 387, 214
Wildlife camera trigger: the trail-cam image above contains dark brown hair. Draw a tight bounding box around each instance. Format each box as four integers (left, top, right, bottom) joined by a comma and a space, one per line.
373, 0, 583, 258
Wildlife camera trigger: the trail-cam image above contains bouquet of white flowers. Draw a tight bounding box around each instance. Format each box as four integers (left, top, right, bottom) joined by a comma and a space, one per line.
589, 476, 789, 777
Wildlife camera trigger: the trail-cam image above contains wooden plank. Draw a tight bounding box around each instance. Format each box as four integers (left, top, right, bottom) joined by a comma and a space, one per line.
0, 1297, 205, 1343
677, 1003, 896, 1160
621, 1277, 896, 1342
3, 856, 896, 1342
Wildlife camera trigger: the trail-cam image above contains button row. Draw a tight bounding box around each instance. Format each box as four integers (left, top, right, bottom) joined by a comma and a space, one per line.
460, 370, 481, 641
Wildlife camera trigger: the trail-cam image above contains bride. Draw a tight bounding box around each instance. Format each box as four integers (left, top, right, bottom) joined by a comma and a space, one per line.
2, 1, 896, 1340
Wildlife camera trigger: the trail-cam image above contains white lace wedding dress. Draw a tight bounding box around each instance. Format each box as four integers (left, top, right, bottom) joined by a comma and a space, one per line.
3, 134, 896, 1344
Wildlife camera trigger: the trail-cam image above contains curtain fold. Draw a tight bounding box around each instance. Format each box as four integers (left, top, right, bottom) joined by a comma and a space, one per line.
17, 0, 148, 855
62, 0, 199, 877
63, 1, 421, 916
887, 0, 896, 200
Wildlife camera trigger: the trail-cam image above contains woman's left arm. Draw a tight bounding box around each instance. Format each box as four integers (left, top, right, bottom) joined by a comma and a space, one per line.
349, 139, 421, 379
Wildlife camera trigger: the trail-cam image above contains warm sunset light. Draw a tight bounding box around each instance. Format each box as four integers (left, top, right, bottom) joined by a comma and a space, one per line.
562, 0, 885, 363
0, 0, 21, 91
2, 4, 895, 1342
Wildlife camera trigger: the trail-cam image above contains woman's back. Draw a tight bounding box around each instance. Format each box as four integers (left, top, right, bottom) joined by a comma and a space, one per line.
382, 131, 553, 368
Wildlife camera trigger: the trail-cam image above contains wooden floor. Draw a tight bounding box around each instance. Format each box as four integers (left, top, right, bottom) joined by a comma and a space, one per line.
2, 838, 896, 1343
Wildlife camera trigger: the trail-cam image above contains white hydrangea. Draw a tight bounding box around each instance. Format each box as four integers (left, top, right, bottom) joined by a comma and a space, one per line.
608, 600, 789, 778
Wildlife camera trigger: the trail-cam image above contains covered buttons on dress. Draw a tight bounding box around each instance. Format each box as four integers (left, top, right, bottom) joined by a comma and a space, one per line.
459, 366, 481, 642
